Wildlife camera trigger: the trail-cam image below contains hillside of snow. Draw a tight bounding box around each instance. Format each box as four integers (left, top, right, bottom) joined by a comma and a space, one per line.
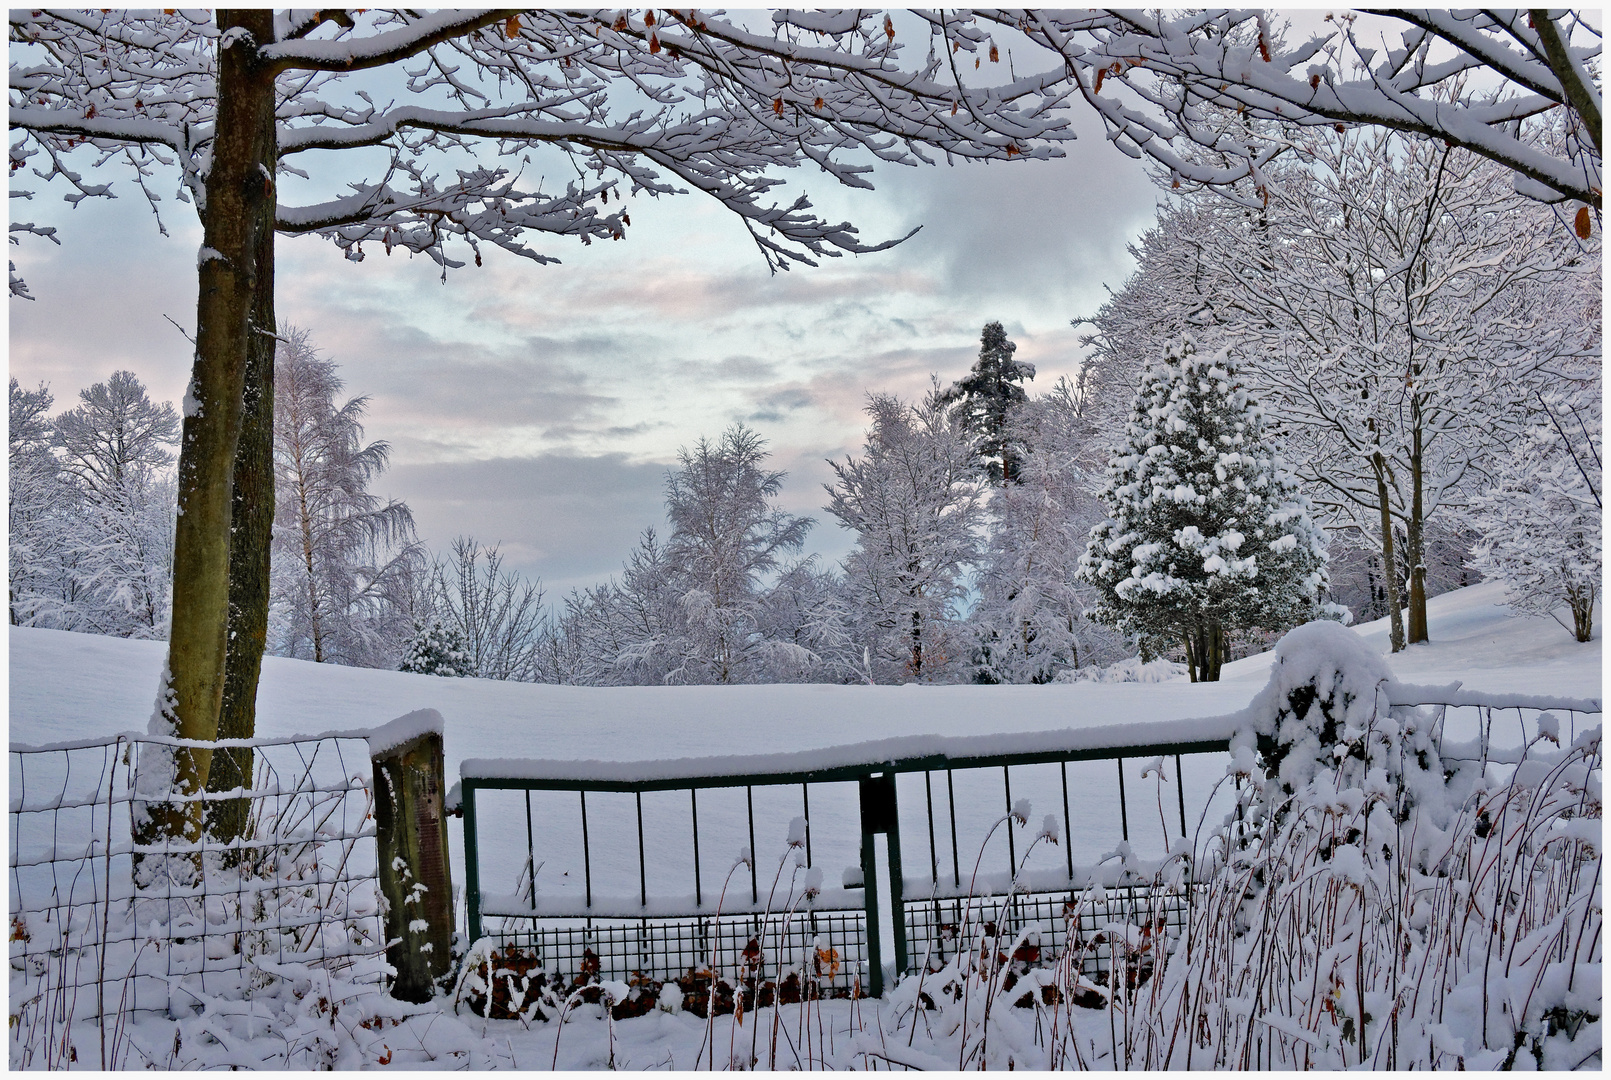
10, 578, 1599, 765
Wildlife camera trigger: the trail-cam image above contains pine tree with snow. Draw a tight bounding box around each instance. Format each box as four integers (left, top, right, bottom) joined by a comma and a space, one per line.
940, 321, 1036, 485
398, 618, 472, 678
1079, 340, 1334, 681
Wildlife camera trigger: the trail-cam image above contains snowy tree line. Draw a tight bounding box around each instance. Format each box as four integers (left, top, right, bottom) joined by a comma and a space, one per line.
1077, 119, 1601, 649
11, 73, 1597, 680
9, 372, 178, 636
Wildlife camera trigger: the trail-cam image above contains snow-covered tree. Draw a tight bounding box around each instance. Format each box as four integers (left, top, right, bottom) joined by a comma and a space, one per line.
1203, 131, 1593, 648
754, 557, 858, 683
556, 528, 684, 687
971, 379, 1129, 683
9, 378, 74, 627
826, 387, 984, 683
270, 327, 419, 667
1084, 127, 1597, 648
662, 424, 815, 684
939, 321, 1035, 484
8, 374, 178, 637
398, 618, 472, 679
10, 11, 1077, 786
424, 537, 551, 683
1003, 10, 1601, 209
1470, 386, 1601, 642
1074, 202, 1232, 444
52, 370, 178, 504
52, 371, 179, 637
1079, 340, 1335, 682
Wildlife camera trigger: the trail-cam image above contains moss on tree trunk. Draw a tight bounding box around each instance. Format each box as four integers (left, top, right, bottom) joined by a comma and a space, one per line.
146, 9, 277, 842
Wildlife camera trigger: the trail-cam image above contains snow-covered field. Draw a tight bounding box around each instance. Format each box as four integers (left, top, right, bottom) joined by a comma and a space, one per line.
13, 580, 1598, 921
11, 578, 1598, 769
8, 579, 1601, 1069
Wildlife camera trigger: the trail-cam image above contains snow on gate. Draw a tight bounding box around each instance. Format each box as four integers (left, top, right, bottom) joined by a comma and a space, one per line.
455, 718, 1242, 1000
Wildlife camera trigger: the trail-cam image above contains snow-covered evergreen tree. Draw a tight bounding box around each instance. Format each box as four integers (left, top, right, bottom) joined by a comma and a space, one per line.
971, 379, 1129, 683
1469, 386, 1601, 642
826, 387, 984, 683
939, 321, 1036, 484
398, 618, 472, 677
1079, 340, 1334, 682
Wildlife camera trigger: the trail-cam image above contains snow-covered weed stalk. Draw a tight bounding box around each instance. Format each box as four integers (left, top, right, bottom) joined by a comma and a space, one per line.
878, 799, 1094, 1070
692, 851, 752, 1070
1118, 622, 1603, 1069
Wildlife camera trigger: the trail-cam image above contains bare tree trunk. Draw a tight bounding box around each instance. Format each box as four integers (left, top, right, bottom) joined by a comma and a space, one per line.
147, 10, 277, 840
1372, 453, 1406, 653
209, 152, 277, 845
1406, 428, 1429, 645
1570, 588, 1595, 643
909, 609, 923, 680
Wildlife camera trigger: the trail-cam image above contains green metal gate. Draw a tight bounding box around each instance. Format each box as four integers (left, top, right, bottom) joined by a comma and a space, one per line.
457, 720, 1235, 997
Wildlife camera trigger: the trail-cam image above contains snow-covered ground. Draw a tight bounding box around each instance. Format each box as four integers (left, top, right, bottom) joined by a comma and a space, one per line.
11, 579, 1598, 762
10, 579, 1599, 926
8, 580, 1600, 1069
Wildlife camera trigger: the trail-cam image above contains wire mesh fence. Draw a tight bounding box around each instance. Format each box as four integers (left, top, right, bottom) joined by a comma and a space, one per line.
9, 731, 384, 1068
904, 886, 1194, 985
485, 905, 869, 995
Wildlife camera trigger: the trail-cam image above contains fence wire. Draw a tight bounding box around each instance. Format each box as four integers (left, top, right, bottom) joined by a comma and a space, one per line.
10, 732, 384, 1068
489, 905, 869, 995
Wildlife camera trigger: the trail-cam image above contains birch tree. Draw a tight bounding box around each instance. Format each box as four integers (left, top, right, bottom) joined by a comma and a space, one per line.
270, 326, 419, 668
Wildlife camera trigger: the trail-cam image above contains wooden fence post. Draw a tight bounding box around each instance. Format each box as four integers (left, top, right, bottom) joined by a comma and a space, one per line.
369, 710, 454, 1003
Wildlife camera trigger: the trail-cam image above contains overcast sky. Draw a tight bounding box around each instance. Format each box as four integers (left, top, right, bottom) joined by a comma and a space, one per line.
10, 72, 1161, 600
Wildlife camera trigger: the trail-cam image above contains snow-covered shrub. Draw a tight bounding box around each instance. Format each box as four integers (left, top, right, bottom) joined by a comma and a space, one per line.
1116, 624, 1602, 1069
871, 621, 1601, 1070
1056, 655, 1186, 683
1079, 339, 1337, 681
398, 617, 471, 678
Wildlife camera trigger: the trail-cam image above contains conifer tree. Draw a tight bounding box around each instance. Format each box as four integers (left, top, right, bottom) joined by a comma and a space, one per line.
1078, 340, 1334, 681
940, 322, 1036, 484
398, 618, 472, 678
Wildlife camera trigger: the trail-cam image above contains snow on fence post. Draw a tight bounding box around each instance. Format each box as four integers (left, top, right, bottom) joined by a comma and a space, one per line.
368, 710, 454, 1003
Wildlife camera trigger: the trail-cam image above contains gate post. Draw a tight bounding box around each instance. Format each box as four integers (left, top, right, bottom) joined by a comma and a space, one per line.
368, 710, 455, 1003
858, 772, 906, 996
